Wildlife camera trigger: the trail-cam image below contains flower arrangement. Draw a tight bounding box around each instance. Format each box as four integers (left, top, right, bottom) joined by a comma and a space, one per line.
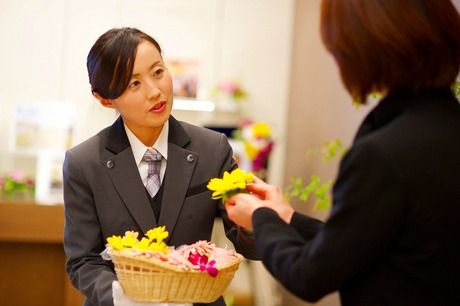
213, 80, 247, 102
105, 226, 239, 277
207, 168, 254, 202
233, 120, 275, 179
0, 170, 35, 199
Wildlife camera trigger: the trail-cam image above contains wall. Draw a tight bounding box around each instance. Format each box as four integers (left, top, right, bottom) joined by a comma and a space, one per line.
0, 0, 294, 189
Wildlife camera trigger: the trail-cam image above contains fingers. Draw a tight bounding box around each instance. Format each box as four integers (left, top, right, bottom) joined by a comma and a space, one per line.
252, 175, 266, 184
224, 195, 256, 230
246, 184, 268, 198
228, 192, 259, 204
246, 182, 283, 201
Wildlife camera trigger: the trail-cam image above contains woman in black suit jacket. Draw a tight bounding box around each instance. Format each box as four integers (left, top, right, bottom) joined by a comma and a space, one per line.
225, 1, 460, 305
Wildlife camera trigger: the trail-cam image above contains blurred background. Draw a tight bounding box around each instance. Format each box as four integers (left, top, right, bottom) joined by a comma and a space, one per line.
1, 0, 459, 306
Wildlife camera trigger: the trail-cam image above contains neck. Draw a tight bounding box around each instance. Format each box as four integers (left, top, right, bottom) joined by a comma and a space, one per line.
126, 124, 164, 147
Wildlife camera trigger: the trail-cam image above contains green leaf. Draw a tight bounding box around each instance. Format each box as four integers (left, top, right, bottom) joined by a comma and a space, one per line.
313, 197, 331, 211
321, 139, 347, 163
452, 82, 460, 98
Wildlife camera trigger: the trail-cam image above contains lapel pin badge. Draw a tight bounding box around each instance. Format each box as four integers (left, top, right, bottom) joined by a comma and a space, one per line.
186, 154, 195, 162
106, 160, 115, 168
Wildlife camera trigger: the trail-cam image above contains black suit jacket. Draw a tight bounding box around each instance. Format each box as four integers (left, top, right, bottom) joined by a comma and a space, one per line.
252, 89, 460, 305
63, 116, 257, 306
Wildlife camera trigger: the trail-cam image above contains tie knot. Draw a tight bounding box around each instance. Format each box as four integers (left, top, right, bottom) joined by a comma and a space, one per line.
143, 150, 162, 163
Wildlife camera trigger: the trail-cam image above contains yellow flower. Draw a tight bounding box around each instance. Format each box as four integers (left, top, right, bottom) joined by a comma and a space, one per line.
252, 122, 271, 139
106, 226, 170, 253
122, 231, 139, 247
134, 237, 152, 251
149, 241, 169, 253
146, 226, 169, 243
107, 235, 124, 250
207, 168, 254, 200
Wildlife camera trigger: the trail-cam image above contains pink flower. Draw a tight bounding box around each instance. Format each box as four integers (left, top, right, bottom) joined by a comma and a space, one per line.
26, 178, 35, 188
10, 170, 26, 182
220, 81, 238, 94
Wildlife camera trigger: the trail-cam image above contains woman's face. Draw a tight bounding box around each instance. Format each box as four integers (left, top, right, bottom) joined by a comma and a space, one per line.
106, 40, 173, 145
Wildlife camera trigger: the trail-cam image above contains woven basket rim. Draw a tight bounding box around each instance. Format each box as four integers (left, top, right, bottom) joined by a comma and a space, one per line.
110, 249, 244, 273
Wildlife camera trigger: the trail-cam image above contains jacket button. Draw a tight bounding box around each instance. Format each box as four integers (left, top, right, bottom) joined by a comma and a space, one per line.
106, 160, 114, 168
186, 154, 195, 162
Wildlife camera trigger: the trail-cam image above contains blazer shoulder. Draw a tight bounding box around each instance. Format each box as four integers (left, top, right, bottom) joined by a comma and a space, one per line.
67, 126, 111, 159
175, 121, 233, 160
178, 121, 223, 139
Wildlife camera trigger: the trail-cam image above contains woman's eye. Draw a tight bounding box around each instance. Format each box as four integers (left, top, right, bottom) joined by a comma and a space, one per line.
154, 69, 164, 77
129, 80, 140, 88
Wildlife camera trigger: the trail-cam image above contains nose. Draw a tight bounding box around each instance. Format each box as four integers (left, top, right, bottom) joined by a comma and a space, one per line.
145, 79, 161, 100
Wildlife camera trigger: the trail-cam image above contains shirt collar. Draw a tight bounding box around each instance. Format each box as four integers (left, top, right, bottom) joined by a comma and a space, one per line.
124, 120, 169, 166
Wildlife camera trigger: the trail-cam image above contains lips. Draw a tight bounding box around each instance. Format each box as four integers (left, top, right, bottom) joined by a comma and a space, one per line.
149, 101, 167, 113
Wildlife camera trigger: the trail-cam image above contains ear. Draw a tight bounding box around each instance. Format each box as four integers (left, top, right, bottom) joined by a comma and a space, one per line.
93, 92, 115, 109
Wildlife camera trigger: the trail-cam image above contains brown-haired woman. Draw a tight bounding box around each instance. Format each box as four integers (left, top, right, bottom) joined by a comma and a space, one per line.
63, 27, 257, 306
225, 1, 460, 305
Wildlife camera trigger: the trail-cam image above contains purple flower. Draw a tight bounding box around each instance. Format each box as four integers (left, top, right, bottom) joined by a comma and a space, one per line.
205, 260, 218, 277
252, 141, 274, 171
188, 253, 219, 277
188, 253, 201, 265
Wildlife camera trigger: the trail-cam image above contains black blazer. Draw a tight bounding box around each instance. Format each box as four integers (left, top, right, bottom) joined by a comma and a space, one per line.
63, 116, 257, 306
252, 89, 460, 306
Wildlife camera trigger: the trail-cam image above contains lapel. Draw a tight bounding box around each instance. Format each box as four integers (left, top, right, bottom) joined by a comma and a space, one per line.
159, 117, 198, 240
103, 117, 157, 233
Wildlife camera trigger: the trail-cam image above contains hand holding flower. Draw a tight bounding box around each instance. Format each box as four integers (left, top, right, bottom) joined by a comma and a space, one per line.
225, 192, 263, 230
226, 176, 295, 229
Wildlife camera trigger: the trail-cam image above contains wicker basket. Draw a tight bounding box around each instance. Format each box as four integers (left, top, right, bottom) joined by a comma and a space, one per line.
110, 250, 244, 303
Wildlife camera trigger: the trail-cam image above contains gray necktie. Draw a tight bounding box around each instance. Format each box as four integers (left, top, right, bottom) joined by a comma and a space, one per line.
142, 149, 162, 198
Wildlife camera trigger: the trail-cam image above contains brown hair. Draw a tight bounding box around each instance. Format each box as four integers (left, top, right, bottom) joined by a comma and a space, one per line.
320, 0, 460, 103
87, 27, 162, 99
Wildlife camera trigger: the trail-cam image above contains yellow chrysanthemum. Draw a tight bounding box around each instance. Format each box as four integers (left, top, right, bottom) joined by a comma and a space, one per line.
252, 122, 271, 139
145, 226, 169, 243
207, 168, 254, 200
134, 237, 152, 251
107, 235, 124, 250
148, 241, 169, 253
122, 231, 139, 247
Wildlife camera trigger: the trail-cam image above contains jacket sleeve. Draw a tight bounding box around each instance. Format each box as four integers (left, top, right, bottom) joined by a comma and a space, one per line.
215, 133, 260, 260
63, 150, 116, 306
252, 141, 406, 302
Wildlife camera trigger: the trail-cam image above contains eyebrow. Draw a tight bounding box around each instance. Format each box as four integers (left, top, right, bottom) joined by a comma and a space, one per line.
131, 61, 162, 77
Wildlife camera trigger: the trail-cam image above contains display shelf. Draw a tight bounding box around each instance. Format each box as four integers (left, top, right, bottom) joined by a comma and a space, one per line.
0, 202, 84, 306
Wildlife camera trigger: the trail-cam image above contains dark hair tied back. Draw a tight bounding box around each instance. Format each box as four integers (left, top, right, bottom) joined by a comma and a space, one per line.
87, 27, 162, 99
